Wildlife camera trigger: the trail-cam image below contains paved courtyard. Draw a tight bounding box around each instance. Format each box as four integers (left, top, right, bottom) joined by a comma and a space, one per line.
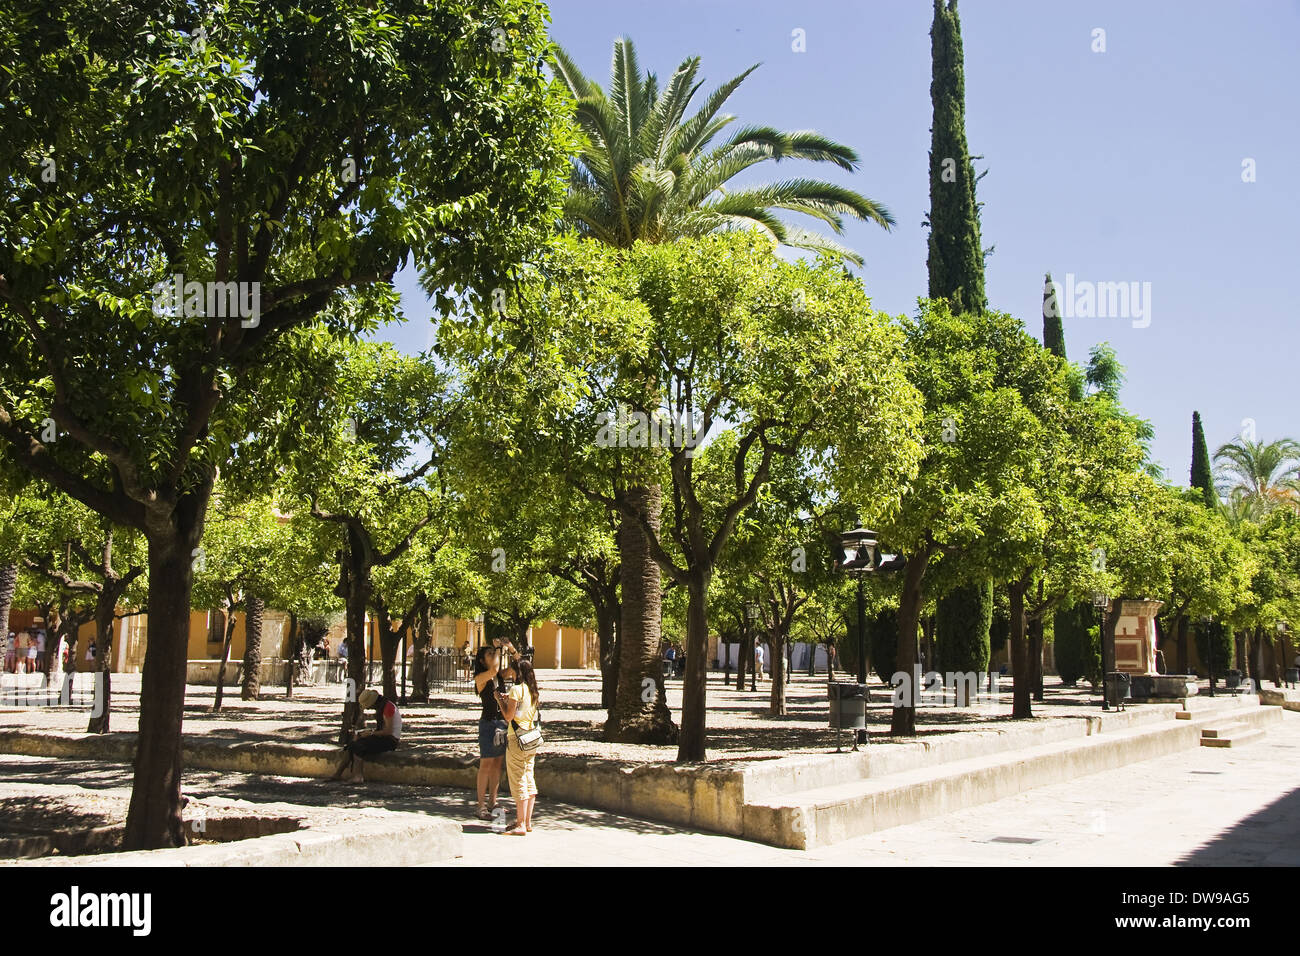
1, 709, 1296, 866
0, 668, 1204, 763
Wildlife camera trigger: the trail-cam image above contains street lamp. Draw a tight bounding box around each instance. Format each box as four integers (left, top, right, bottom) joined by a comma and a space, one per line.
838, 526, 879, 687
745, 602, 760, 692
1092, 592, 1109, 710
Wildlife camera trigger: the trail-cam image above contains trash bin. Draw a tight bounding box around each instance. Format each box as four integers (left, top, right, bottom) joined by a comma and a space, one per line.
1104, 672, 1131, 709
828, 682, 868, 731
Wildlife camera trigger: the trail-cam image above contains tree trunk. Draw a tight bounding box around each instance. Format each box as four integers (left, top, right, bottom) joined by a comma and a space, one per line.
0, 562, 16, 659
891, 550, 928, 736
769, 629, 787, 716
87, 596, 117, 734
605, 485, 677, 743
1176, 615, 1188, 674
596, 600, 618, 712
411, 603, 431, 702
676, 573, 711, 761
342, 589, 368, 744
378, 619, 399, 702
1028, 616, 1044, 702
339, 529, 372, 744
285, 612, 298, 699
1009, 581, 1032, 719
240, 593, 264, 700
123, 531, 197, 850
212, 607, 237, 712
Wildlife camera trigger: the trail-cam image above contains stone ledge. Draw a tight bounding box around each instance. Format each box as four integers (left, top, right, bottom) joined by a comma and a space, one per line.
6, 799, 460, 867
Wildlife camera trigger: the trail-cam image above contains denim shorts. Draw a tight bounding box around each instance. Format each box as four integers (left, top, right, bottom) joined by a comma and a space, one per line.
478, 719, 508, 759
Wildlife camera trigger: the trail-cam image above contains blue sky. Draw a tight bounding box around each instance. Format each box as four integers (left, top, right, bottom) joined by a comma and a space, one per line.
387, 0, 1300, 483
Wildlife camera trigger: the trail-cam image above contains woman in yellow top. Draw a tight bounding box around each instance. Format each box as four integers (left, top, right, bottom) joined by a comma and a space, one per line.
495, 658, 540, 836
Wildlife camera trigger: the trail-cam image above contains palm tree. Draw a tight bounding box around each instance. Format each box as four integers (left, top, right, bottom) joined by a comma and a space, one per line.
550, 39, 895, 747
551, 38, 894, 261
1213, 437, 1300, 513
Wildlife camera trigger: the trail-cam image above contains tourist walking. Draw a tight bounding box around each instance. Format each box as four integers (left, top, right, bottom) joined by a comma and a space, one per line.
333, 688, 400, 783
753, 639, 765, 682
474, 645, 509, 821
497, 658, 541, 835
20, 631, 35, 673
2, 632, 13, 673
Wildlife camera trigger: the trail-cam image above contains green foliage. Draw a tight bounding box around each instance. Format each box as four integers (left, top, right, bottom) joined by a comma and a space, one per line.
868, 607, 900, 683
926, 0, 986, 315
1190, 411, 1217, 508
1042, 273, 1066, 360
551, 37, 892, 263
1212, 437, 1300, 519
935, 578, 992, 674
1053, 601, 1097, 686
0, 1, 573, 536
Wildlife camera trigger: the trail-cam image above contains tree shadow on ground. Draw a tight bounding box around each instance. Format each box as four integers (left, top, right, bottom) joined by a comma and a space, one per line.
0, 795, 117, 834
1174, 785, 1300, 865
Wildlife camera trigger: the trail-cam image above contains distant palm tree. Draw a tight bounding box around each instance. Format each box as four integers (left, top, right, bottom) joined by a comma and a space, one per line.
551, 38, 894, 262
1213, 437, 1300, 513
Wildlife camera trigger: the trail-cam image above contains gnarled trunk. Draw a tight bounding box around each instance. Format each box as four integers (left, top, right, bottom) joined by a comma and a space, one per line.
605, 485, 677, 743
240, 594, 264, 700
0, 563, 16, 661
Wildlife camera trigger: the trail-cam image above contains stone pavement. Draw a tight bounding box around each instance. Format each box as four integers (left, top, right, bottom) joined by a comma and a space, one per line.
2, 709, 1296, 865
0, 669, 1246, 765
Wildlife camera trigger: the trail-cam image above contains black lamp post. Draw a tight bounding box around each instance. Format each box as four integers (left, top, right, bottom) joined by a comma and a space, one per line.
838, 526, 880, 686
745, 601, 760, 692
1092, 591, 1109, 710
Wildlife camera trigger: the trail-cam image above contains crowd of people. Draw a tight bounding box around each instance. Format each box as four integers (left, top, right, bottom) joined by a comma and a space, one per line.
331, 636, 543, 837
1, 629, 96, 674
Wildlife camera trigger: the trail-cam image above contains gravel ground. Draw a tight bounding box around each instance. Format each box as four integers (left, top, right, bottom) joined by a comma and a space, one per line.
0, 668, 1135, 764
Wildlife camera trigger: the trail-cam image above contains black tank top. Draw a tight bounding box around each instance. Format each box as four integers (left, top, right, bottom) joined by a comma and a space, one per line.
478, 673, 503, 722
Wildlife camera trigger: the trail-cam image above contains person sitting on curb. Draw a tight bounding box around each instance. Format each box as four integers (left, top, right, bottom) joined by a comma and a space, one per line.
333, 688, 400, 783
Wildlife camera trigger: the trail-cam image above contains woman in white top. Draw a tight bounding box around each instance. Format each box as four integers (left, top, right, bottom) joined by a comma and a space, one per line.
496, 658, 540, 835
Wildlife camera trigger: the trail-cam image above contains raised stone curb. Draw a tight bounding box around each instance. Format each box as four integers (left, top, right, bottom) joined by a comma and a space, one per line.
6, 798, 460, 867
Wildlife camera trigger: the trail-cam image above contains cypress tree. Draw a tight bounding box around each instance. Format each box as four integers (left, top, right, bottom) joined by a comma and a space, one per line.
928, 0, 990, 683
927, 0, 986, 314
1190, 411, 1217, 508
1042, 272, 1066, 359
935, 579, 993, 675
1053, 602, 1098, 686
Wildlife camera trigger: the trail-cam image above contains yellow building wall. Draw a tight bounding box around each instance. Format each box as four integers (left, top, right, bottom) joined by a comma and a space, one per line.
561, 625, 585, 668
